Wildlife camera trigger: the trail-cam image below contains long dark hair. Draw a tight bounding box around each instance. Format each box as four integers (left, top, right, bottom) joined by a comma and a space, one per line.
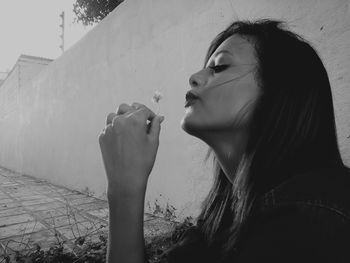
167, 19, 348, 263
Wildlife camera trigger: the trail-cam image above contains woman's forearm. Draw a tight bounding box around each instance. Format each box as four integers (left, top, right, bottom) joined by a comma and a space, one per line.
107, 190, 146, 263
99, 103, 163, 263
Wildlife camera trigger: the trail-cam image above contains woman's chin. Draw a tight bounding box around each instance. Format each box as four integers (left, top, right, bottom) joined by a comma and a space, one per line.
180, 116, 201, 136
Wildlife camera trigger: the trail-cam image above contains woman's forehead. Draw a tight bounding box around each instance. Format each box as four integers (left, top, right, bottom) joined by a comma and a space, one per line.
210, 35, 256, 64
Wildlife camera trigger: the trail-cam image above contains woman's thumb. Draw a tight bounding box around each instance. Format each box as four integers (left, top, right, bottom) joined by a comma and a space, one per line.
149, 115, 164, 139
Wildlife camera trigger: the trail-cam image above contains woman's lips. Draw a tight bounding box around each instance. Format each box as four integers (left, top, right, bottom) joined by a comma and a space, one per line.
185, 98, 197, 107
185, 91, 199, 101
185, 91, 199, 107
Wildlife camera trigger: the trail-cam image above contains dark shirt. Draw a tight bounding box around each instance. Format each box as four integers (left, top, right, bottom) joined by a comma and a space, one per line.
149, 166, 350, 263
232, 166, 350, 262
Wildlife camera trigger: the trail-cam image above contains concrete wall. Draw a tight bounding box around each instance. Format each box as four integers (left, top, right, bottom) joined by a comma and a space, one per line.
0, 0, 349, 220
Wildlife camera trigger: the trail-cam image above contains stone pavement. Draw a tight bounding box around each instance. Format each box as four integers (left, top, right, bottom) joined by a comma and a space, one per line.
0, 167, 176, 259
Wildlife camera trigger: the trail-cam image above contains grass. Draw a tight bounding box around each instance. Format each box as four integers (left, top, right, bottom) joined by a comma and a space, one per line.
0, 194, 194, 263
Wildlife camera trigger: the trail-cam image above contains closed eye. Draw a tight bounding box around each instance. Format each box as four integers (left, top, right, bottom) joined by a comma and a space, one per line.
208, 65, 229, 73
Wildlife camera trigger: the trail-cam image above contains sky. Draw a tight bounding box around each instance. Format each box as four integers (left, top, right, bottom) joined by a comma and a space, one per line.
0, 0, 95, 73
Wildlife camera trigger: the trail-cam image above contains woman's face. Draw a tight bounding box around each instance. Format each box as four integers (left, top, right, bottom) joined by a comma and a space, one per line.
181, 34, 261, 136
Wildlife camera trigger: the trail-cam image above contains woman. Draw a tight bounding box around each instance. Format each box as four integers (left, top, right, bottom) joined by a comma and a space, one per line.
98, 19, 350, 263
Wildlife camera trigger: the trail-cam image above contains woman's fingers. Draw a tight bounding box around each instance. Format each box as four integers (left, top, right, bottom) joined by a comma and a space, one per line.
106, 103, 135, 125
117, 103, 135, 115
106, 102, 162, 132
131, 102, 145, 110
131, 104, 164, 138
132, 103, 156, 120
106, 113, 117, 125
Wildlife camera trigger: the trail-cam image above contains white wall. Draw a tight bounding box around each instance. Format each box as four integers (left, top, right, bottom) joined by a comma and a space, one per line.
0, 0, 349, 220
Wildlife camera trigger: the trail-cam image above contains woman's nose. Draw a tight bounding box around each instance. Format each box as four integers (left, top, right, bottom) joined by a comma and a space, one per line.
189, 75, 198, 88
189, 72, 207, 89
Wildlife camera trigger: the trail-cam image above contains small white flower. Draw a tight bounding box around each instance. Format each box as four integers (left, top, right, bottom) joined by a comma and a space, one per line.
152, 90, 162, 104
152, 90, 163, 115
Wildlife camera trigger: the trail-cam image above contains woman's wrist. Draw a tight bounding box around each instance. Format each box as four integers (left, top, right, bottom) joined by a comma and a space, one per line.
107, 182, 147, 203
106, 182, 146, 263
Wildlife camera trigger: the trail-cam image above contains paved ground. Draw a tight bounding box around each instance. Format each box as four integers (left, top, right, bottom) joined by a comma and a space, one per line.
0, 167, 176, 260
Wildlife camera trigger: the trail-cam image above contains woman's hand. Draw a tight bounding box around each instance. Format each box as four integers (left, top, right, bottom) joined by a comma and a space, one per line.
98, 102, 165, 198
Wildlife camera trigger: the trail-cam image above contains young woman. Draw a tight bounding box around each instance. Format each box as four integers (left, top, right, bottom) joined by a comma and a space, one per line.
98, 19, 350, 263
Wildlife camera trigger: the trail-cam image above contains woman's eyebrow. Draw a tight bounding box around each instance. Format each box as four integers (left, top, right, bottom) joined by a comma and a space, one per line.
205, 50, 234, 68
214, 50, 234, 58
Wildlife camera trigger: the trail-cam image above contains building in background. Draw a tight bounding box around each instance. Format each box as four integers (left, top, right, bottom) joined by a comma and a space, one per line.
1, 54, 53, 88
0, 55, 53, 118
0, 72, 9, 86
